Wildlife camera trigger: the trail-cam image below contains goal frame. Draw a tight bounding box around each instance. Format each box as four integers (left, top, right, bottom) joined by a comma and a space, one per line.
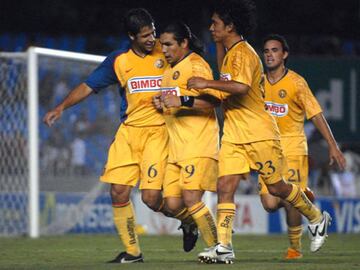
27, 47, 105, 238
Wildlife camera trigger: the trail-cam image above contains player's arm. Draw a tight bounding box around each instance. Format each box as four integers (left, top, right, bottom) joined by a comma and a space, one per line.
43, 83, 93, 126
44, 51, 119, 127
310, 112, 346, 170
187, 76, 250, 95
161, 94, 220, 110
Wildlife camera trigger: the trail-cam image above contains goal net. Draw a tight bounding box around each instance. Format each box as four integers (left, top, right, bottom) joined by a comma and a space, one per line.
0, 48, 120, 237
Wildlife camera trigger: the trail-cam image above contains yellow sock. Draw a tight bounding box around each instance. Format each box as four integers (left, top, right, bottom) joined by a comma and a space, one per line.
188, 202, 217, 247
217, 203, 236, 246
285, 184, 322, 224
174, 207, 194, 225
288, 225, 302, 251
112, 201, 140, 256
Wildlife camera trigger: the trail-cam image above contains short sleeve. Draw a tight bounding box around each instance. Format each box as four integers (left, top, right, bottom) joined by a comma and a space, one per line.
295, 77, 322, 119
84, 50, 122, 93
191, 58, 224, 100
229, 50, 254, 87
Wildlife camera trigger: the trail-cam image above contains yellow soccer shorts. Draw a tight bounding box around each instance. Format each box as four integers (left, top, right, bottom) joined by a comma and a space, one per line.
163, 157, 218, 198
258, 155, 309, 194
218, 140, 285, 184
100, 124, 168, 190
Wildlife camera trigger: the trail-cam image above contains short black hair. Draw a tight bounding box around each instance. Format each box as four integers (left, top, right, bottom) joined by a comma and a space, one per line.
263, 34, 290, 53
213, 0, 257, 38
124, 8, 154, 35
161, 21, 205, 56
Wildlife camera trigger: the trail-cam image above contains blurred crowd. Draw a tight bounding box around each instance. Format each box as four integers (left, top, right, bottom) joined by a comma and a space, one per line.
1, 32, 360, 57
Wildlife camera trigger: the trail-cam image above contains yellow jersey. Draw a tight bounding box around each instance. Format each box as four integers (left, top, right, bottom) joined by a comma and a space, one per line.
219, 41, 280, 144
113, 41, 168, 126
264, 69, 322, 155
161, 52, 219, 163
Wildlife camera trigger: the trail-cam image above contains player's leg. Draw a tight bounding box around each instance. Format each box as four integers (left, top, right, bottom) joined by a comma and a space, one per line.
140, 124, 168, 212
283, 202, 303, 259
259, 156, 303, 259
259, 187, 303, 258
100, 125, 144, 263
259, 178, 282, 213
108, 183, 143, 263
256, 141, 330, 252
197, 174, 241, 264
141, 189, 163, 211
180, 158, 218, 251
162, 162, 198, 252
198, 142, 249, 264
282, 155, 310, 259
267, 180, 330, 252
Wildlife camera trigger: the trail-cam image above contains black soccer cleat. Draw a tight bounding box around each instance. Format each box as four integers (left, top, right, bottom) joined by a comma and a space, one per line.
107, 251, 144, 264
179, 222, 199, 252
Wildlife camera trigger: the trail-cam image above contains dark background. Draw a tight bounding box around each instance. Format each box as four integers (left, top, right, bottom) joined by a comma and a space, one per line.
1, 0, 360, 55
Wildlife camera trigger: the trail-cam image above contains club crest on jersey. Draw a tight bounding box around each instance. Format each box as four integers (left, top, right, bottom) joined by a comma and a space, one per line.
127, 75, 162, 93
173, 71, 180, 80
278, 89, 287, 98
160, 86, 180, 96
155, 59, 165, 68
220, 73, 231, 81
265, 101, 288, 117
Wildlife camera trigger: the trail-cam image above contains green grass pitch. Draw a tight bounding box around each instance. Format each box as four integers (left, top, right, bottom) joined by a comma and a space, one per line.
1, 234, 360, 270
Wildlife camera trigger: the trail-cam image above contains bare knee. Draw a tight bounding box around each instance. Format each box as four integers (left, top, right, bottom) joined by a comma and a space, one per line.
267, 180, 291, 199
217, 175, 243, 203
164, 197, 183, 216
141, 190, 162, 211
260, 194, 281, 213
110, 184, 131, 203
182, 190, 203, 208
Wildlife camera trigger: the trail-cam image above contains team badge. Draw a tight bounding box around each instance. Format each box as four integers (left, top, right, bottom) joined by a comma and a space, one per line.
155, 59, 164, 68
173, 71, 180, 80
278, 89, 287, 98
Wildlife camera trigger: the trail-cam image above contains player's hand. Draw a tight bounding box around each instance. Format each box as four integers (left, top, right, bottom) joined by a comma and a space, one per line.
329, 145, 346, 171
152, 94, 163, 110
43, 107, 63, 127
162, 94, 181, 108
187, 76, 208, 90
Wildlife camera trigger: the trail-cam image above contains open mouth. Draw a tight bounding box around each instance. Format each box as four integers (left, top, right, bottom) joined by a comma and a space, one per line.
145, 42, 155, 48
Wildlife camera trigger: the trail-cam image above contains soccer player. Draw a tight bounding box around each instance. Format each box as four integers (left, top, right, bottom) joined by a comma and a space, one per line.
260, 34, 346, 259
43, 8, 197, 263
153, 21, 219, 257
185, 0, 333, 264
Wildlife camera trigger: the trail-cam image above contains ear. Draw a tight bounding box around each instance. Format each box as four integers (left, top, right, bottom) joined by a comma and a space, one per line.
129, 33, 135, 41
283, 51, 289, 60
225, 22, 235, 33
181, 38, 189, 49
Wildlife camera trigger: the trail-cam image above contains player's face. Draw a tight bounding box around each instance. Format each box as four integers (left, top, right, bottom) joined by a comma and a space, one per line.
263, 40, 288, 71
160, 32, 187, 66
209, 13, 228, 43
133, 24, 156, 54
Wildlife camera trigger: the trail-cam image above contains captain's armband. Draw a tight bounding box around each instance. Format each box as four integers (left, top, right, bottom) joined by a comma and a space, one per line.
180, 96, 195, 107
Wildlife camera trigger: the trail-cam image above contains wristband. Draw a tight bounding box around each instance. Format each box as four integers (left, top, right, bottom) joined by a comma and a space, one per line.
180, 96, 195, 107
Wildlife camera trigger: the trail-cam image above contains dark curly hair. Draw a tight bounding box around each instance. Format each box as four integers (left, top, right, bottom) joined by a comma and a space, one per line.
213, 0, 257, 38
